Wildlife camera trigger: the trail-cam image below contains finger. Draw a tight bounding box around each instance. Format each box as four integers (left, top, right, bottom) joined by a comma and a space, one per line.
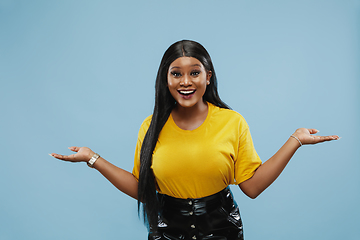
308, 129, 319, 134
313, 135, 339, 143
68, 146, 80, 152
328, 135, 340, 140
49, 153, 64, 160
50, 153, 77, 162
49, 153, 63, 159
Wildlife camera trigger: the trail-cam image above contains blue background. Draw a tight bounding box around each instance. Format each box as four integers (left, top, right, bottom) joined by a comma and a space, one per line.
1, 0, 359, 239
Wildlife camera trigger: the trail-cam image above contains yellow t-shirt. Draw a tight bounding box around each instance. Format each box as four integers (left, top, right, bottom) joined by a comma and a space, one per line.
132, 103, 262, 199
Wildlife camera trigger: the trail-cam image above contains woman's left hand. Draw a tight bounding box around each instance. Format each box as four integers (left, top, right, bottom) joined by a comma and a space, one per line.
292, 128, 340, 146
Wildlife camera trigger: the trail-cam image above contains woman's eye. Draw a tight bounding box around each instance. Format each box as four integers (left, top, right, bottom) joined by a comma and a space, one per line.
191, 71, 200, 76
171, 72, 181, 77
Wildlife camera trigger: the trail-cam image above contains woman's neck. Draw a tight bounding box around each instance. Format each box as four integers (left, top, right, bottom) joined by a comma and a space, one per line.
171, 100, 208, 130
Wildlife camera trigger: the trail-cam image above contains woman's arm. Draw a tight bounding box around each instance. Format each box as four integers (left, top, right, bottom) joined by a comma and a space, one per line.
239, 128, 339, 199
50, 146, 138, 200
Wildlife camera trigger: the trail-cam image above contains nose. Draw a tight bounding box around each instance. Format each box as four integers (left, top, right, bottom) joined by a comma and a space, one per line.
180, 75, 192, 87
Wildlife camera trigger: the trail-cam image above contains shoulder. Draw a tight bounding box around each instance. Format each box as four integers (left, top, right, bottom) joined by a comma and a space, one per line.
208, 103, 249, 134
141, 115, 152, 127
137, 115, 152, 140
209, 103, 247, 124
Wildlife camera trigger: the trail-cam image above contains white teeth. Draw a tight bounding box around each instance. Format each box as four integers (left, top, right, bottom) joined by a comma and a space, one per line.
179, 90, 195, 94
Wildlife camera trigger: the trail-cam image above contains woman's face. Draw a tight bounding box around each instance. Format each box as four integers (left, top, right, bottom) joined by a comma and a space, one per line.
167, 57, 211, 109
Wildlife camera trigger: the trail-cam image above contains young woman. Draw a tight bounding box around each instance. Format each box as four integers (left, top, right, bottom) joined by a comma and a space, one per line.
50, 40, 339, 240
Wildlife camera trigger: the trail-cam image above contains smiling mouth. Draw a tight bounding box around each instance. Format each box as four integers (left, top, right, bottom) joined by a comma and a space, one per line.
178, 90, 196, 95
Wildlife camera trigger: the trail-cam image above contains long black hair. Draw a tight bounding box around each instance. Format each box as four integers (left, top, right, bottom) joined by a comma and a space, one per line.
137, 40, 230, 228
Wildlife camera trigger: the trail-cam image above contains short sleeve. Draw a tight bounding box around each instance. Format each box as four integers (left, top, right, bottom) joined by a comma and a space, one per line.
233, 120, 262, 184
132, 115, 152, 181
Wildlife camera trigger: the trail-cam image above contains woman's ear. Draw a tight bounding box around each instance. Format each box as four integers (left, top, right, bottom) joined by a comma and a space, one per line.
207, 71, 212, 85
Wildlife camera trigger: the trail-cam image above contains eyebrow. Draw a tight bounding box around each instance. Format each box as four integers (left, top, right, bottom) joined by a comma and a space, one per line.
170, 64, 202, 70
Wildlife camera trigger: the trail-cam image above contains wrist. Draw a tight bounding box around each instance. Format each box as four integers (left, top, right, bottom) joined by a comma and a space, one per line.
87, 152, 100, 168
87, 151, 95, 161
290, 134, 302, 147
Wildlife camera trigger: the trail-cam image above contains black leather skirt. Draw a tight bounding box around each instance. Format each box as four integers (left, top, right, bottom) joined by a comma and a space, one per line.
148, 187, 244, 240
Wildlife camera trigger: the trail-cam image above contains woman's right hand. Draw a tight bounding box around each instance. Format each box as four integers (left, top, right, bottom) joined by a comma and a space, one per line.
50, 146, 95, 163
51, 146, 139, 199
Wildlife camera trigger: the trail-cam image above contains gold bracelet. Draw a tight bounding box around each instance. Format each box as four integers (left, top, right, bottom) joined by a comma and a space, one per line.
87, 153, 100, 168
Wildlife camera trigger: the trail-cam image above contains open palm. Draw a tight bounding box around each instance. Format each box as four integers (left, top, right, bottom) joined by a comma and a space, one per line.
293, 128, 339, 145
50, 146, 94, 162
